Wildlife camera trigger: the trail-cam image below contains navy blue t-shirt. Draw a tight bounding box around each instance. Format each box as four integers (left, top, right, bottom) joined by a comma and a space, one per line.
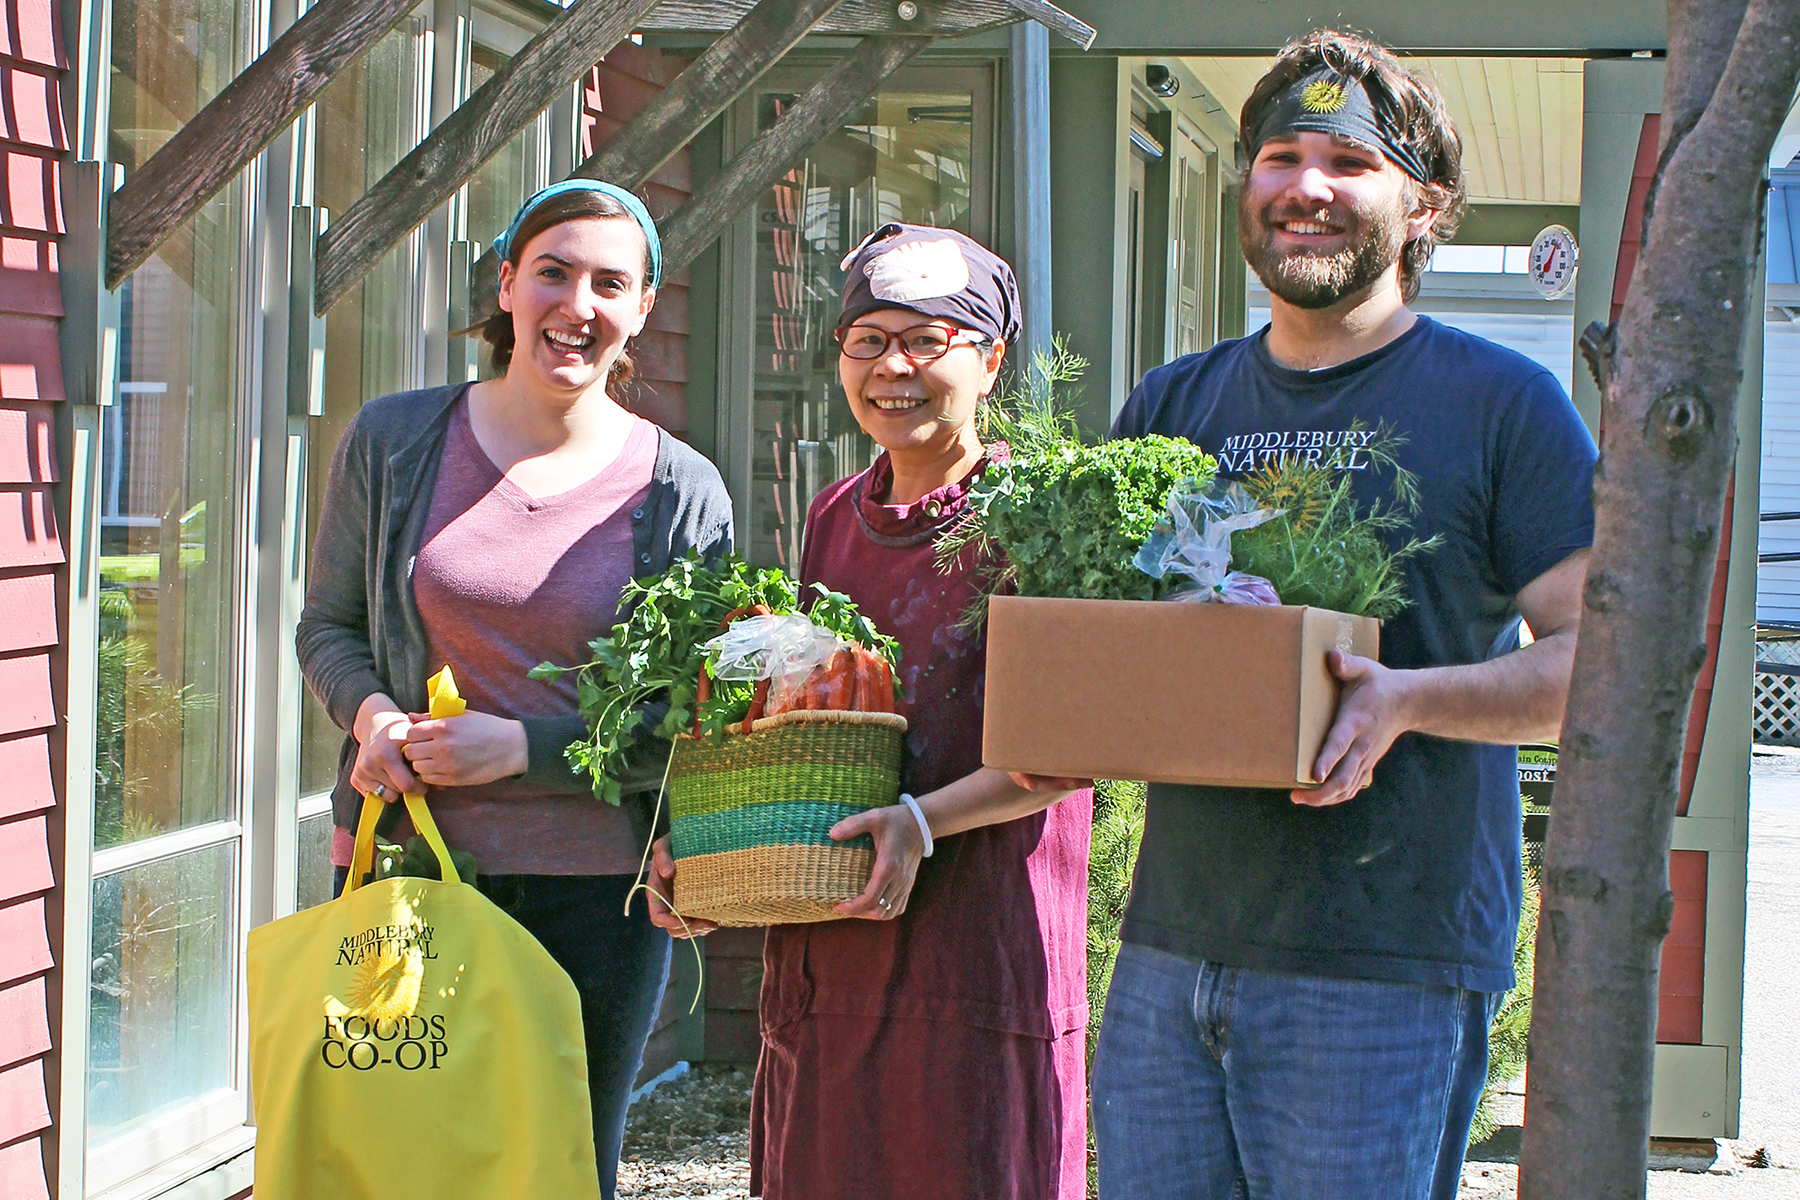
1111, 316, 1597, 992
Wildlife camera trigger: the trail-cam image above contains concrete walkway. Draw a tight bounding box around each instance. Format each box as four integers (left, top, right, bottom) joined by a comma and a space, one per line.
1461, 749, 1800, 1197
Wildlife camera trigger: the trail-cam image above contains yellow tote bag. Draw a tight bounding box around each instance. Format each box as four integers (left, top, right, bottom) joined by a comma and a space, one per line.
248, 669, 601, 1200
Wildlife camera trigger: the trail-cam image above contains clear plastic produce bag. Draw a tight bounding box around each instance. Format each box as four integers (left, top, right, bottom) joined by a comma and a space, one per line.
1134, 481, 1284, 605
702, 613, 850, 713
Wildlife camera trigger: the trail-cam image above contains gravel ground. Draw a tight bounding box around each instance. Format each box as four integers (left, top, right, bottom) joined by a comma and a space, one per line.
617, 1064, 754, 1199
616, 752, 1800, 1198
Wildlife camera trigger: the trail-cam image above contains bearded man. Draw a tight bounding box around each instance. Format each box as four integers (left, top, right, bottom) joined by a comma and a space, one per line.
1092, 31, 1596, 1200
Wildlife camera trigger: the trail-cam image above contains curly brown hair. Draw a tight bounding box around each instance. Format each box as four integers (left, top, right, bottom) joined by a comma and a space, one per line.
474, 187, 655, 387
1239, 30, 1466, 303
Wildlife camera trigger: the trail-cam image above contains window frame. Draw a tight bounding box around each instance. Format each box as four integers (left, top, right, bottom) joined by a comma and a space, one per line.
61, 0, 272, 1191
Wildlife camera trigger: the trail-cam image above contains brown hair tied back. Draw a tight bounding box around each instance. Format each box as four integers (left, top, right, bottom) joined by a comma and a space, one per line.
1238, 30, 1466, 304
471, 187, 657, 390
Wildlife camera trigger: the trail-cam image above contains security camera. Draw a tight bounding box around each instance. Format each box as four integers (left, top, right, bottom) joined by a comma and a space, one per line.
1146, 64, 1179, 98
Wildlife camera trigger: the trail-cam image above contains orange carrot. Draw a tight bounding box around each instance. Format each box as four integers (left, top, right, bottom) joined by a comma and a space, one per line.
821, 650, 857, 711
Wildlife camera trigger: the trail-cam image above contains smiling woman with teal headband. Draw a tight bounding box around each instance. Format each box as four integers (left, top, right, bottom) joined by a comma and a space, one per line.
296, 180, 732, 1198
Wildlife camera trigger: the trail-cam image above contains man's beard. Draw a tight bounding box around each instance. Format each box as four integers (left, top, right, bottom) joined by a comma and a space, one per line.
1239, 193, 1409, 310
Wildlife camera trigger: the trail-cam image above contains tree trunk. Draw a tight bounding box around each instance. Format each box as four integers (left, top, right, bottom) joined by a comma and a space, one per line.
1519, 3, 1800, 1196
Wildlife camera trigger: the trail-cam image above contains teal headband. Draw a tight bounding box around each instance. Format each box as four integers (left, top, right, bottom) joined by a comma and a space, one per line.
495, 179, 662, 289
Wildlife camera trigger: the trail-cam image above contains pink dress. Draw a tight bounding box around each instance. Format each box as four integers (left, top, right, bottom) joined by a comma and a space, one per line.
749, 453, 1093, 1200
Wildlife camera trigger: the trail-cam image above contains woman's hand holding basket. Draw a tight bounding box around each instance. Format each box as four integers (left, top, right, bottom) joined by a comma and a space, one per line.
647, 836, 719, 939
828, 804, 925, 920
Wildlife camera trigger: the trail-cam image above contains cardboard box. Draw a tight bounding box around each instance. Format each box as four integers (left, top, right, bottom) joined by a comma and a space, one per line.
982, 595, 1380, 789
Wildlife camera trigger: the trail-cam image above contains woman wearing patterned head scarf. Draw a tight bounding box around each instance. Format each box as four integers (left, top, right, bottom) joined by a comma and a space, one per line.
649, 224, 1093, 1200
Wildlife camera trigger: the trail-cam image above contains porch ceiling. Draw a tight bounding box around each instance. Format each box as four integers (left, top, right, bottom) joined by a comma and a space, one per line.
1185, 56, 1586, 208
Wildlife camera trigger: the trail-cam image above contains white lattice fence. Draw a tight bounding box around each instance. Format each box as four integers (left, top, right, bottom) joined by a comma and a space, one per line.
1754, 669, 1800, 745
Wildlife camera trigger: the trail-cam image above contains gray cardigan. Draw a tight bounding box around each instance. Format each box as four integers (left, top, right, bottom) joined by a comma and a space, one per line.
296, 382, 734, 837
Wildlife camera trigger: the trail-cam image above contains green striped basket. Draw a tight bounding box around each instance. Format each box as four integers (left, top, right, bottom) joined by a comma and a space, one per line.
667, 709, 908, 926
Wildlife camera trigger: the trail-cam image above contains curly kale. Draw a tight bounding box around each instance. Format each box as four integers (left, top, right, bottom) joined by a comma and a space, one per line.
936, 342, 1217, 614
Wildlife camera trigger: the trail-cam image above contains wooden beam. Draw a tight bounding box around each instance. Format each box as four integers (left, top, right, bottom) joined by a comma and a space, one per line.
314, 0, 663, 313
660, 34, 932, 279
104, 0, 419, 288
582, 0, 850, 187
468, 0, 851, 315
1004, 0, 1096, 50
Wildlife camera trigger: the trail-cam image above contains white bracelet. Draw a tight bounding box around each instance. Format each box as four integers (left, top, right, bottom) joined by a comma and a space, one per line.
898, 793, 933, 858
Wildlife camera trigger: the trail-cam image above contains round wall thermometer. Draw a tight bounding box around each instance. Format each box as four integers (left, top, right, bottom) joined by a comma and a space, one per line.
1529, 224, 1579, 300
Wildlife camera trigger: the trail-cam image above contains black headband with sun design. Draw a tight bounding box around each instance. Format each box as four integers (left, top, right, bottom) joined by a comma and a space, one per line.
1248, 67, 1432, 184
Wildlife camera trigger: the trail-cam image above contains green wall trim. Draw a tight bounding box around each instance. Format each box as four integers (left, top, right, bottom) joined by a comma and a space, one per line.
1454, 203, 1582, 247
1045, 1, 1666, 53
1048, 54, 1129, 434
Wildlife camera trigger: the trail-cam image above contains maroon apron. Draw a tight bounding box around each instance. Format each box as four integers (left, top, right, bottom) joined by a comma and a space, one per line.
749, 453, 1092, 1200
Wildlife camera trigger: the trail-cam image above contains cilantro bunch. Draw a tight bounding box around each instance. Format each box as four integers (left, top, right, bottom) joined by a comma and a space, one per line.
531, 551, 899, 805
936, 342, 1218, 612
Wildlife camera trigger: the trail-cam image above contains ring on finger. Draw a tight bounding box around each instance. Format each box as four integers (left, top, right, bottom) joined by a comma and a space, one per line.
374, 783, 389, 800
877, 895, 891, 910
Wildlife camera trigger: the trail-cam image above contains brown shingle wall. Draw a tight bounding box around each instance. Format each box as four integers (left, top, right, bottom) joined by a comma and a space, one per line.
580, 45, 693, 437
0, 1, 63, 1193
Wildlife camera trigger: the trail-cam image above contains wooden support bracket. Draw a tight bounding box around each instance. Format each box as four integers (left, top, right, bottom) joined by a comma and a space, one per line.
313, 0, 663, 313
660, 34, 933, 279
105, 0, 420, 288
468, 0, 851, 317
1004, 0, 1094, 50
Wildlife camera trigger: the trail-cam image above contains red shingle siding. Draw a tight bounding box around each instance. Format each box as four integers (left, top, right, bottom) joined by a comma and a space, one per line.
0, 813, 52, 902
0, 896, 49, 984
0, 238, 63, 317
0, 402, 56, 481
0, 0, 62, 70
0, 146, 59, 234
0, 313, 65, 399
0, 1135, 48, 1200
1611, 114, 1660, 324
0, 733, 49, 820
581, 46, 693, 436
1656, 849, 1709, 1044
0, 487, 61, 567
0, 570, 54, 650
0, 2, 60, 1192
0, 976, 48, 1066
0, 1057, 49, 1144
0, 62, 65, 151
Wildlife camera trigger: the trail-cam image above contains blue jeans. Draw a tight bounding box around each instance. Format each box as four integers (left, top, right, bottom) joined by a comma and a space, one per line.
1091, 943, 1498, 1200
332, 869, 671, 1200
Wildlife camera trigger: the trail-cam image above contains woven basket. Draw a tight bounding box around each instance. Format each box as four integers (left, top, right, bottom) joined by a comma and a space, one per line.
667, 708, 908, 926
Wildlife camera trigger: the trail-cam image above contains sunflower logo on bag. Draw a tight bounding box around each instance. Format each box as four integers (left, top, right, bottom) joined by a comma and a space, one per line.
1300, 78, 1349, 114
343, 943, 424, 1022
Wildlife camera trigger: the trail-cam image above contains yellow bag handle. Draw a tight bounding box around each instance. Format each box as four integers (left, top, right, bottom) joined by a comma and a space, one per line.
343, 666, 468, 894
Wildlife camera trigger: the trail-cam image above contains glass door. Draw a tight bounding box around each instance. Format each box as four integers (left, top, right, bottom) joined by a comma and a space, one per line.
296, 13, 430, 911
737, 65, 994, 570
88, 0, 257, 1187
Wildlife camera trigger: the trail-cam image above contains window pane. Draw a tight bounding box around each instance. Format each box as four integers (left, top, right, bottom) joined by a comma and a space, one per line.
87, 843, 238, 1146
301, 22, 423, 800
297, 812, 336, 910
746, 90, 975, 569
99, 0, 250, 849
463, 40, 542, 256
